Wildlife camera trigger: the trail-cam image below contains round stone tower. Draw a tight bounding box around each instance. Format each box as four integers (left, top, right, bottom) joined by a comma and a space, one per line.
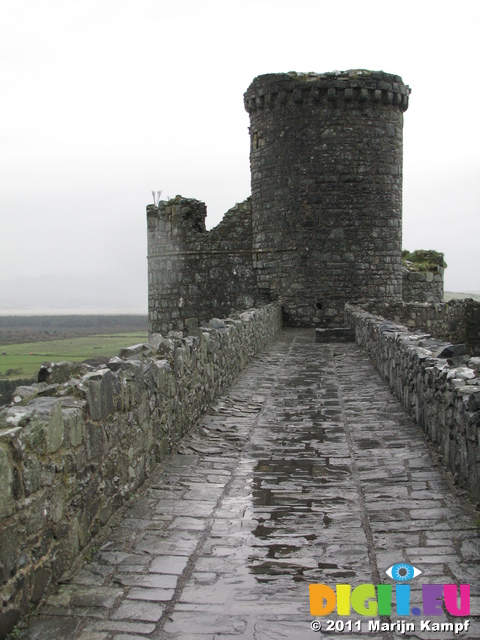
244, 70, 410, 327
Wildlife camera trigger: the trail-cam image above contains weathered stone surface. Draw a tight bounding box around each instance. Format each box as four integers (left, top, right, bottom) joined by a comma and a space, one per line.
0, 445, 14, 521
14, 331, 480, 639
16, 617, 79, 639
81, 369, 114, 421
402, 264, 444, 303
346, 304, 480, 499
435, 343, 467, 358
245, 70, 409, 327
358, 298, 480, 356
0, 522, 17, 581
37, 361, 92, 385
0, 304, 282, 631
146, 71, 418, 334
118, 343, 152, 359
147, 198, 257, 335
315, 327, 355, 342
0, 609, 21, 640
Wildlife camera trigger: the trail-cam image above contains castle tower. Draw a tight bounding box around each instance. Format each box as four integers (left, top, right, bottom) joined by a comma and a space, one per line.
244, 70, 410, 327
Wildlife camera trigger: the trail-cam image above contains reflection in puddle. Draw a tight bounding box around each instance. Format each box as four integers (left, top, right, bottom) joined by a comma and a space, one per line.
248, 453, 355, 581
245, 341, 362, 586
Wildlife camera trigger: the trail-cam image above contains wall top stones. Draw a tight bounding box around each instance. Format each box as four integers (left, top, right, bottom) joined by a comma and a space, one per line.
0, 304, 283, 634
345, 304, 480, 499
244, 70, 411, 112
147, 196, 207, 239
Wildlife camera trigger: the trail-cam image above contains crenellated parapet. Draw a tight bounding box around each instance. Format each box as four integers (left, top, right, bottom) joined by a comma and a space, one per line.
244, 70, 410, 112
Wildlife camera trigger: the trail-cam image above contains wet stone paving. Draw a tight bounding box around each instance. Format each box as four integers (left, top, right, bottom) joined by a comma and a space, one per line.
20, 330, 480, 639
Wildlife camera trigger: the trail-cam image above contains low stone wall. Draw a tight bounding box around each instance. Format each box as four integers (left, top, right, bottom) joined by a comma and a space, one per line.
0, 303, 282, 636
358, 298, 480, 356
402, 266, 444, 303
345, 304, 480, 501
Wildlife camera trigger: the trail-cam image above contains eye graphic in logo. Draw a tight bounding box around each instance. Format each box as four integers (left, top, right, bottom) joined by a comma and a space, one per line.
386, 563, 422, 582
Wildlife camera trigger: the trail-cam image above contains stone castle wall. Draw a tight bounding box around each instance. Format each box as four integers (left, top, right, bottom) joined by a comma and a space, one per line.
356, 298, 480, 356
345, 305, 480, 500
402, 266, 444, 303
244, 70, 410, 327
148, 70, 416, 331
147, 197, 259, 335
0, 304, 282, 630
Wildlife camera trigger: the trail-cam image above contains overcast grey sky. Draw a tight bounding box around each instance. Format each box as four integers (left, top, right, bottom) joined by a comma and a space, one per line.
1, 0, 479, 312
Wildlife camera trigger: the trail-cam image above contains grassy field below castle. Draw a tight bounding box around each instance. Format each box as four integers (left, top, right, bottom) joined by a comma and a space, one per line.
1, 298, 479, 403
0, 332, 149, 381
0, 315, 148, 404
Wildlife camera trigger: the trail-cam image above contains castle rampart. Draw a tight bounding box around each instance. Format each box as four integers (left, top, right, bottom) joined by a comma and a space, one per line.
3, 69, 479, 638
346, 304, 480, 499
356, 297, 480, 356
0, 304, 282, 632
1, 298, 478, 634
148, 70, 412, 330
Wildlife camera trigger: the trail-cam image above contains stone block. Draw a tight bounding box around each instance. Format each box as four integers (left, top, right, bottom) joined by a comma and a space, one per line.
0, 445, 14, 521
149, 334, 175, 356
10, 384, 42, 405
85, 422, 106, 461
0, 608, 21, 639
27, 494, 48, 535
3, 405, 32, 429
45, 402, 64, 453
106, 356, 124, 372
82, 369, 114, 421
151, 360, 172, 395
14, 398, 64, 453
118, 343, 153, 360
38, 361, 93, 385
22, 455, 42, 496
61, 402, 86, 448
31, 563, 52, 604
0, 522, 18, 580
435, 344, 467, 359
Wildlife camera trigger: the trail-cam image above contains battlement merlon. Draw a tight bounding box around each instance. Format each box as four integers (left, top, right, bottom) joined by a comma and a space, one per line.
147, 196, 207, 236
244, 70, 411, 112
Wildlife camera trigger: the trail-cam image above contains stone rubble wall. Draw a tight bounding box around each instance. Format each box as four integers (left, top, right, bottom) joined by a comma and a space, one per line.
357, 298, 480, 356
244, 70, 409, 327
345, 304, 480, 500
0, 303, 282, 629
147, 197, 261, 335
402, 266, 444, 303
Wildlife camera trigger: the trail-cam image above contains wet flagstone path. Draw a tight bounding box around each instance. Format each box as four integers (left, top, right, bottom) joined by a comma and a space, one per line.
19, 330, 480, 639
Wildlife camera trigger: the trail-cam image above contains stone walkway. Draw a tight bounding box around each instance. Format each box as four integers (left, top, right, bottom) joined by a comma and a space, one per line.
19, 330, 480, 639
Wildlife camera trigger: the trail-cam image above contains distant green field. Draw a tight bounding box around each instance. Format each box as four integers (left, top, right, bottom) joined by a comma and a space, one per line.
0, 332, 149, 380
